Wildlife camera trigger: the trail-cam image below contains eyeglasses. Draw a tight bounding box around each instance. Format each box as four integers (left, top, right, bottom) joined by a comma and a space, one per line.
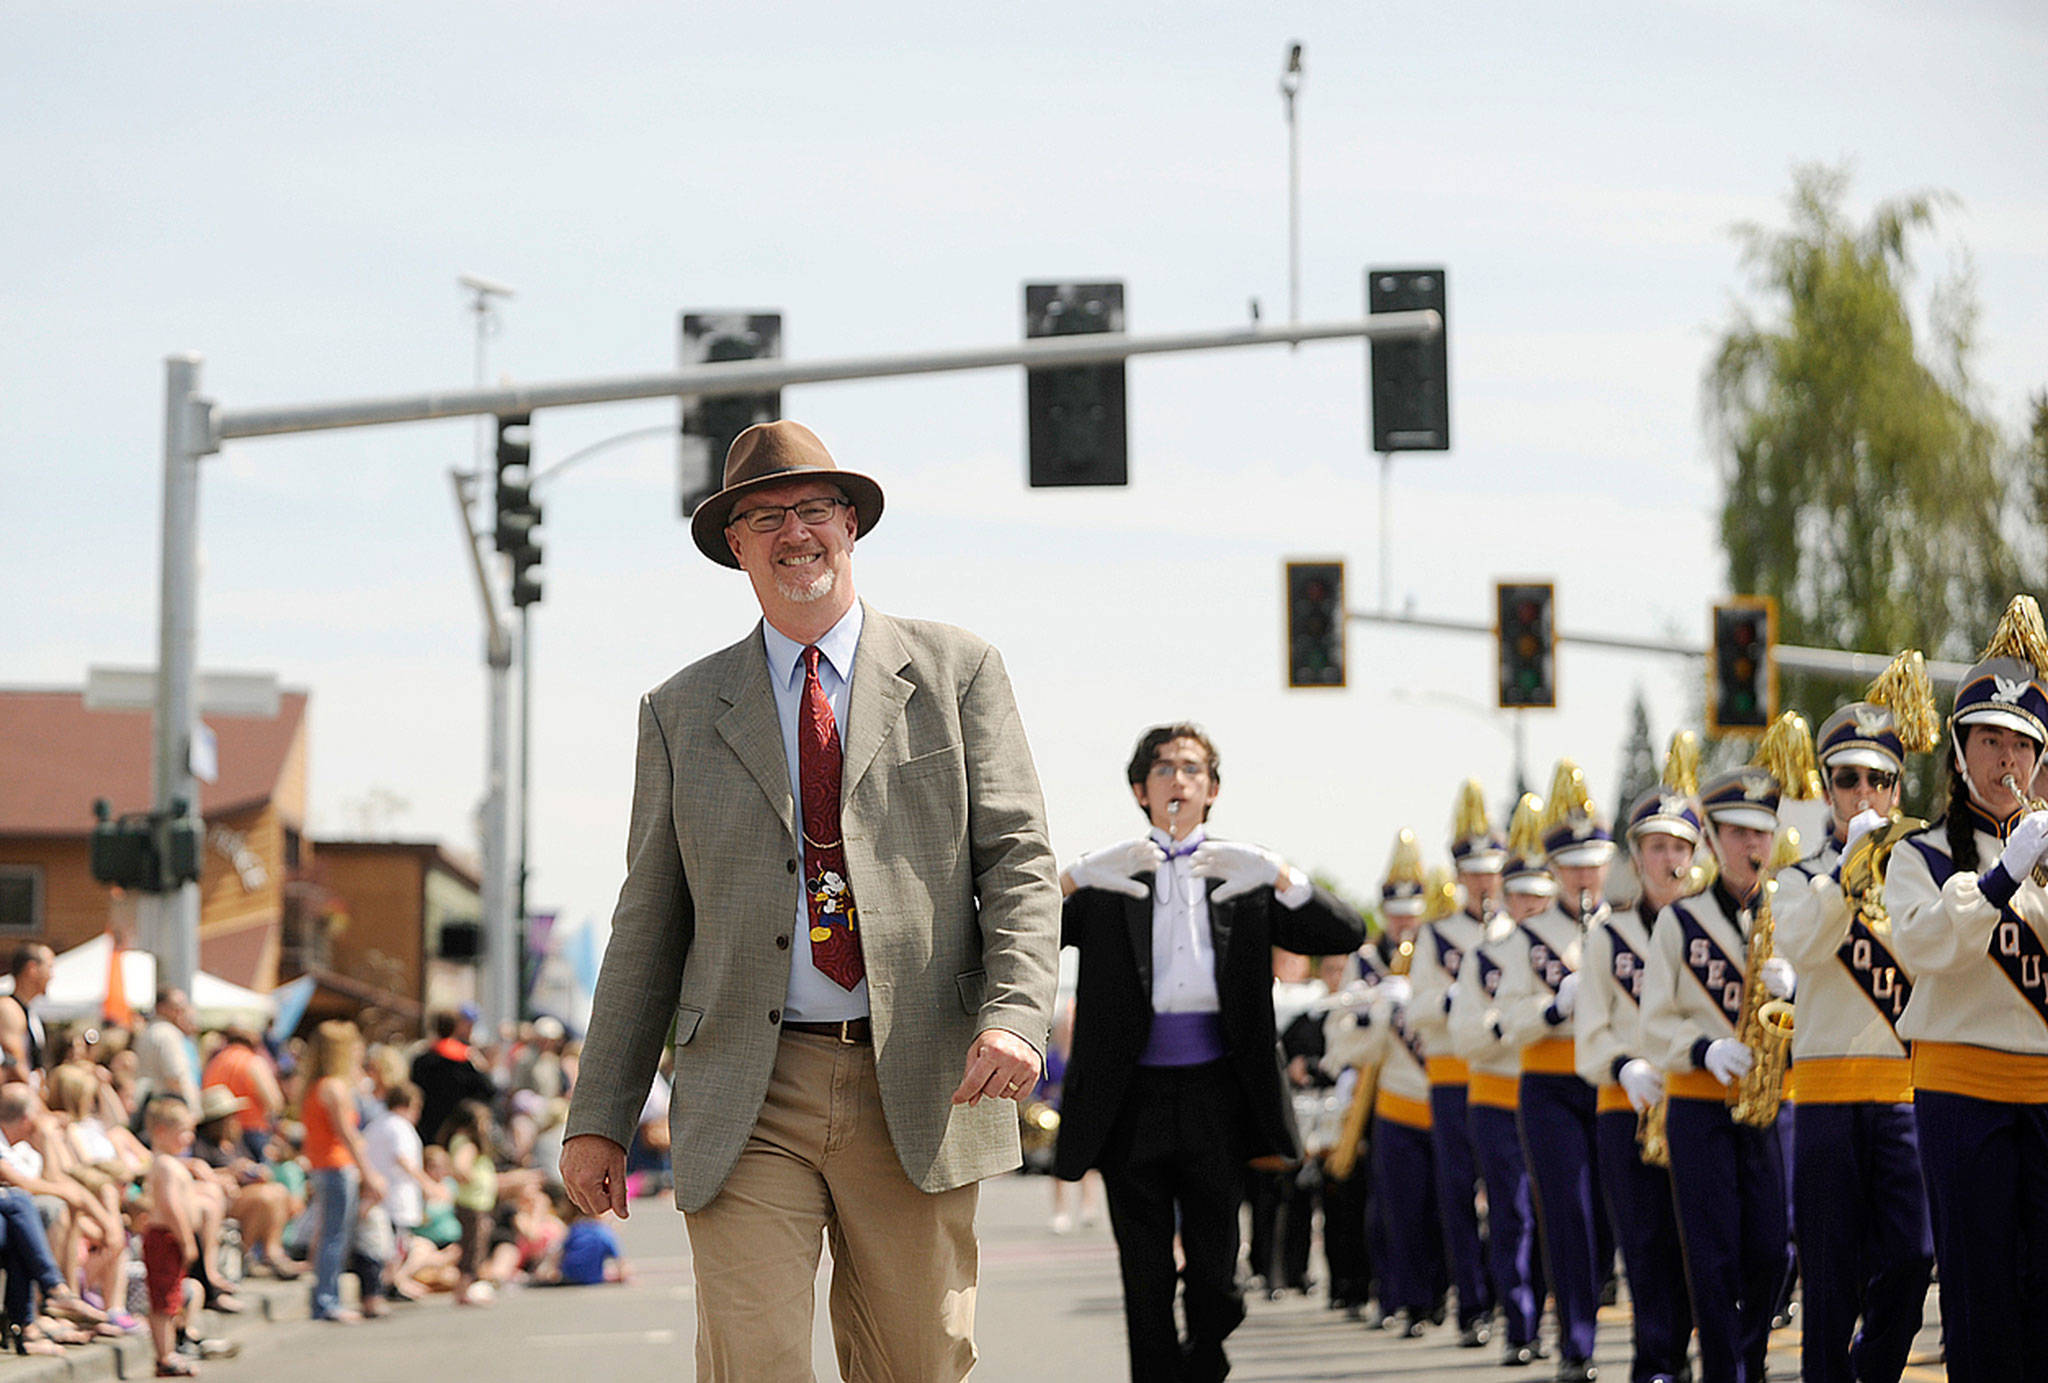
727, 496, 851, 533
1148, 761, 1210, 781
1830, 767, 1898, 792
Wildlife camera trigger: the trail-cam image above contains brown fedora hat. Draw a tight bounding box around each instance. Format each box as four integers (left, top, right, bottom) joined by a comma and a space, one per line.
689, 421, 885, 569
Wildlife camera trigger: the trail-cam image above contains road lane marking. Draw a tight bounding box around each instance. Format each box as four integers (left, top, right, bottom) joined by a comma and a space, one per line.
526, 1329, 678, 1346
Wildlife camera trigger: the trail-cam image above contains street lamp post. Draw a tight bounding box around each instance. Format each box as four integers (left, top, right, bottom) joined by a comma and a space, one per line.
1280, 43, 1304, 328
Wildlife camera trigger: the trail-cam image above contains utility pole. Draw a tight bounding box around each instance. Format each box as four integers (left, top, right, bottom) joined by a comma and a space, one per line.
1280, 43, 1304, 328
458, 273, 517, 1038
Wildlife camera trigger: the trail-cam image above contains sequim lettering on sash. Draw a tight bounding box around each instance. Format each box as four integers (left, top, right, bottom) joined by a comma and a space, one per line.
1988, 907, 2048, 1030
1674, 904, 1745, 1028
1431, 927, 1465, 980
1520, 924, 1574, 994
1836, 917, 1912, 1030
1605, 922, 1647, 1006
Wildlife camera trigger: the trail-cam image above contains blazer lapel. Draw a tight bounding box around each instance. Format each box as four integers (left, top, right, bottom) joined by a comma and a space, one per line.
1126, 880, 1157, 997
841, 603, 915, 805
1206, 880, 1235, 988
714, 625, 794, 841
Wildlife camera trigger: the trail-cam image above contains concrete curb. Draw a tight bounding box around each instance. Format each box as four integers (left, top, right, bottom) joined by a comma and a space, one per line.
0, 1272, 307, 1382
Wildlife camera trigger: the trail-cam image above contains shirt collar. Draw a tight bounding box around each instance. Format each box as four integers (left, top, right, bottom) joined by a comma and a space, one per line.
1150, 823, 1207, 861
762, 601, 864, 691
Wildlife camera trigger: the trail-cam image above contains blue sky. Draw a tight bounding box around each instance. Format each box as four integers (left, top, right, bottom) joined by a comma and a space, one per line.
7, 1, 2045, 929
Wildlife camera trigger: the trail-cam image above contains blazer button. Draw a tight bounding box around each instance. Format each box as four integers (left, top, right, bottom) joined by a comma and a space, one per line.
786, 859, 798, 873
776, 935, 790, 950
769, 1008, 782, 1025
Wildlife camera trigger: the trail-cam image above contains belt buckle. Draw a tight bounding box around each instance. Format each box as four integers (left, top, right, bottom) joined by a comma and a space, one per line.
835, 1019, 857, 1046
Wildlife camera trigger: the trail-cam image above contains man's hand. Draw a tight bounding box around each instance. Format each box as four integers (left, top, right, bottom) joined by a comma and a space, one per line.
1066, 840, 1165, 898
561, 1133, 631, 1220
1618, 1058, 1665, 1113
1189, 841, 1284, 902
951, 1029, 1043, 1107
1704, 1038, 1754, 1086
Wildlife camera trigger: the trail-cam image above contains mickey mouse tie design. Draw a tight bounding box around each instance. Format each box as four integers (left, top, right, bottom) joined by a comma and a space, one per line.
800, 646, 864, 988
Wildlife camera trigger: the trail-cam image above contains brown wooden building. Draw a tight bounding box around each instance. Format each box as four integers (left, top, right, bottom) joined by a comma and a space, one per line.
0, 686, 312, 988
303, 839, 481, 1029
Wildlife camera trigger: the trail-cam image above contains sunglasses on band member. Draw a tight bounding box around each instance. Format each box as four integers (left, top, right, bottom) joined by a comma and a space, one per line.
1830, 766, 1898, 792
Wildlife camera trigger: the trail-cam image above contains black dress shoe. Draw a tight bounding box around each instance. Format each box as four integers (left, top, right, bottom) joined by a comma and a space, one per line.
1556, 1359, 1598, 1383
1398, 1312, 1430, 1339
1459, 1321, 1492, 1348
1503, 1343, 1540, 1367
1183, 1339, 1230, 1383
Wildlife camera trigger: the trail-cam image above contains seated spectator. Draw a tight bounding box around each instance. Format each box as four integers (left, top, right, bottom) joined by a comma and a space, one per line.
200, 1025, 284, 1163
0, 1179, 111, 1355
189, 1087, 302, 1280
550, 1195, 629, 1287
0, 1082, 125, 1308
482, 1179, 565, 1286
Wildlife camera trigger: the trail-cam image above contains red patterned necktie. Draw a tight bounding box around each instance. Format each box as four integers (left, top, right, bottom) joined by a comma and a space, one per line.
799, 646, 864, 989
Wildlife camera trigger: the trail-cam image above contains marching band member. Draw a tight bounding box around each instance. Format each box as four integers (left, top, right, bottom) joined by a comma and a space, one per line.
1491, 761, 1614, 1383
1887, 598, 2048, 1382
1770, 653, 1937, 1383
1450, 794, 1552, 1367
1578, 733, 1701, 1383
1054, 723, 1367, 1383
1326, 832, 1444, 1338
1406, 780, 1502, 1347
1640, 719, 1814, 1383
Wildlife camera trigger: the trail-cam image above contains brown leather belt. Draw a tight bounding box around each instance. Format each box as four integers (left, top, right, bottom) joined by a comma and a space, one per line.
782, 1018, 873, 1045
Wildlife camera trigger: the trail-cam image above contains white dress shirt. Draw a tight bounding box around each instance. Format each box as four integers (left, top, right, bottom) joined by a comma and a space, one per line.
1147, 825, 1313, 1013
761, 602, 870, 1022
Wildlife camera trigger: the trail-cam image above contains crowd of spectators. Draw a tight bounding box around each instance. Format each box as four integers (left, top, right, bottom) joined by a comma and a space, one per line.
0, 941, 631, 1375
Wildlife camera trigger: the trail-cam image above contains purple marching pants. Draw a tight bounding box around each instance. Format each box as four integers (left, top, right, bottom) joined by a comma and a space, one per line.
1469, 1101, 1543, 1346
1372, 1117, 1442, 1317
1664, 1097, 1789, 1383
1792, 1101, 1932, 1383
1913, 1090, 2048, 1383
1429, 1083, 1493, 1329
1595, 1108, 1694, 1382
1518, 1072, 1602, 1365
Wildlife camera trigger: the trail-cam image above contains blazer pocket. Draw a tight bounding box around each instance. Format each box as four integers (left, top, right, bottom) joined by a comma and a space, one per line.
954, 969, 987, 1015
673, 1005, 705, 1045
897, 743, 964, 782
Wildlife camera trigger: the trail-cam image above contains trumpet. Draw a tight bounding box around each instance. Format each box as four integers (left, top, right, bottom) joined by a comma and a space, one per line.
1839, 811, 1928, 938
2002, 776, 2048, 886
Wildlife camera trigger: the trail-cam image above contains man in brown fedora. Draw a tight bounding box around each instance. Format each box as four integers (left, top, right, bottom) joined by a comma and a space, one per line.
561, 420, 1061, 1381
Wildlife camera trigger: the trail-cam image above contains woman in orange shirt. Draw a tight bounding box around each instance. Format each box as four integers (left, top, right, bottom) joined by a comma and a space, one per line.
301, 1022, 386, 1323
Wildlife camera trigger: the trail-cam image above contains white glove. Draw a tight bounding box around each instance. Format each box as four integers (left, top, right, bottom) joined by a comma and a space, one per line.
1374, 975, 1413, 1011
1550, 972, 1580, 1021
1189, 840, 1284, 902
1704, 1038, 1754, 1086
1999, 810, 2048, 881
1067, 839, 1164, 898
1842, 808, 1888, 858
1761, 957, 1797, 1001
1441, 981, 1461, 1014
1619, 1059, 1665, 1113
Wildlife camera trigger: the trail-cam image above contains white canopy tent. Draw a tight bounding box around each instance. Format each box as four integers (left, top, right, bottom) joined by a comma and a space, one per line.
0, 934, 276, 1028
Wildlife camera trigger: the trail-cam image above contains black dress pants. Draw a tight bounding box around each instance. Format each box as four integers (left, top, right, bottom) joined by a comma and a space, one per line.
1099, 1060, 1251, 1383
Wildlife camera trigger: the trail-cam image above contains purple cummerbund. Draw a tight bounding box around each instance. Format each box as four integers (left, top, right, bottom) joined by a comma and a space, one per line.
1139, 1010, 1228, 1067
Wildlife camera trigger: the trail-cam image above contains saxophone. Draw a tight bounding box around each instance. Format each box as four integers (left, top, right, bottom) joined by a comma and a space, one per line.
1728, 878, 1795, 1127
1637, 1092, 1670, 1167
1325, 937, 1413, 1183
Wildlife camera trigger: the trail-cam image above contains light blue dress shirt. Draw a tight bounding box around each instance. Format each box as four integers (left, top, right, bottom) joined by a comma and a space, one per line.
761, 602, 870, 1021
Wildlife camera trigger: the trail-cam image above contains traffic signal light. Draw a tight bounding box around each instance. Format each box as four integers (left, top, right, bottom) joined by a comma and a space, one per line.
1709, 597, 1777, 735
679, 312, 782, 517
494, 414, 544, 608
1025, 281, 1128, 487
1367, 267, 1450, 453
1286, 561, 1346, 688
1496, 582, 1556, 709
88, 798, 202, 892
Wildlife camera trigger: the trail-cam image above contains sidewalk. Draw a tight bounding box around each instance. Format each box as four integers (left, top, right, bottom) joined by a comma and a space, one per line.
0, 1270, 307, 1383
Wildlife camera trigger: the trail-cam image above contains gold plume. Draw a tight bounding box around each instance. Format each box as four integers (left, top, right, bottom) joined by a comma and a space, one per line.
1539, 760, 1592, 833
1452, 778, 1493, 842
1507, 794, 1546, 861
1768, 825, 1806, 873
1662, 730, 1701, 796
1978, 594, 2048, 675
1865, 649, 1940, 754
1384, 829, 1426, 888
1423, 866, 1459, 923
1754, 712, 1822, 801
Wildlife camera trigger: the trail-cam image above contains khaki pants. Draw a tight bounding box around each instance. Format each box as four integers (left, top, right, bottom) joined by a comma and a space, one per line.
685, 1030, 979, 1382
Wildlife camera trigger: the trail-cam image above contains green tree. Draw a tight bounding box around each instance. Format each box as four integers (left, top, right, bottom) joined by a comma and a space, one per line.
1706, 165, 2014, 718
1611, 687, 1660, 828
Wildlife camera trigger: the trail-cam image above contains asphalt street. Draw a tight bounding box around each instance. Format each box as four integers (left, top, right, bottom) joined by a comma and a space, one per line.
182, 1170, 1947, 1383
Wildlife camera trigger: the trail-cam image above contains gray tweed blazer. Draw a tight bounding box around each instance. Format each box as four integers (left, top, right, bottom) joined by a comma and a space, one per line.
564, 603, 1061, 1211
